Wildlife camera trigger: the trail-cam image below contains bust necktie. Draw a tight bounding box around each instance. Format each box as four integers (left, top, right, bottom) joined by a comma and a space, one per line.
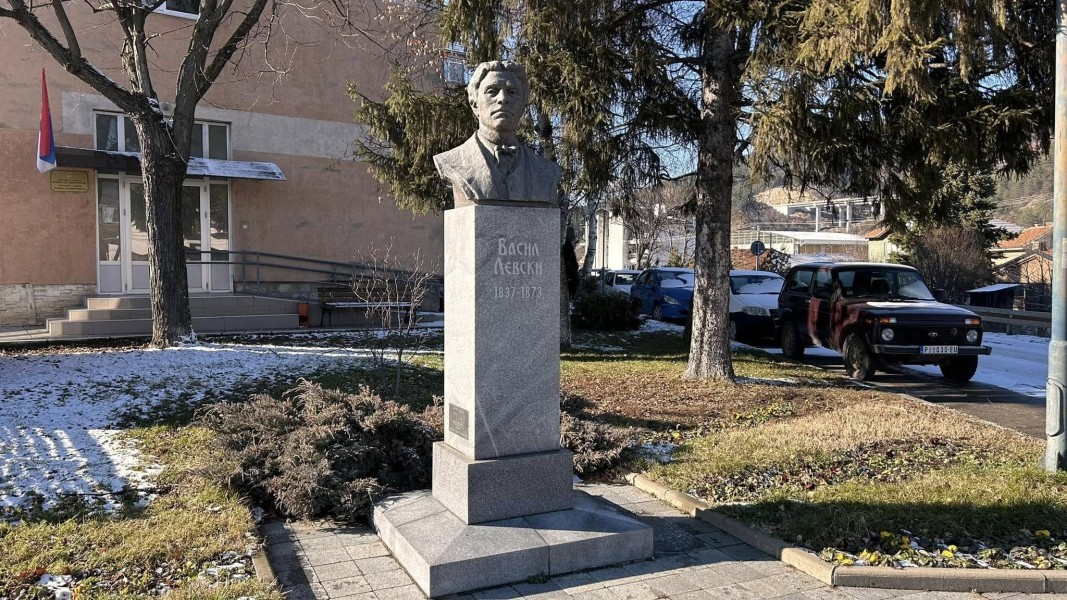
496, 144, 517, 174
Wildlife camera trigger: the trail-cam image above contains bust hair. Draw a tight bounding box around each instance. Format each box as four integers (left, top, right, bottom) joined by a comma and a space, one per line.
467, 61, 530, 107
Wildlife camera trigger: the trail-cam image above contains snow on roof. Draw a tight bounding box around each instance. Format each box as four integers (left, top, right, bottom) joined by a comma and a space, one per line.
989, 219, 1024, 235
188, 157, 285, 180
967, 283, 1021, 293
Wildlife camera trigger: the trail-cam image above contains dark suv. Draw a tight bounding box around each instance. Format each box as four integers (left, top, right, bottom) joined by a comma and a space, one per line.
776, 262, 991, 382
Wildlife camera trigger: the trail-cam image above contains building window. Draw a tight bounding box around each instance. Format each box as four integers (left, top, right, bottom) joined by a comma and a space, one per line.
95, 113, 229, 160
443, 42, 468, 85
95, 113, 139, 153
158, 0, 198, 17
190, 122, 230, 160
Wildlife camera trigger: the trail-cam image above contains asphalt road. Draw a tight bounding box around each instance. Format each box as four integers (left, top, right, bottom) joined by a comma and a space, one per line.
758, 343, 1049, 440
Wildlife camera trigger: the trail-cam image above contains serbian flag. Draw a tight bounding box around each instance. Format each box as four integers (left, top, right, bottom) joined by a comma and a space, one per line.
37, 69, 57, 173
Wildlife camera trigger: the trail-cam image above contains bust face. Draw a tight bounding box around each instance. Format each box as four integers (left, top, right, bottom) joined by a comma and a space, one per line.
473, 70, 523, 135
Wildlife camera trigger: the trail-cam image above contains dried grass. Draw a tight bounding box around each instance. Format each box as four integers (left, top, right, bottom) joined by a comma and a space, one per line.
674, 397, 1038, 475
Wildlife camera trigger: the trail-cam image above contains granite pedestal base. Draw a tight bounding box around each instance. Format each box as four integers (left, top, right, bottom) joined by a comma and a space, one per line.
432, 442, 573, 524
372, 489, 654, 598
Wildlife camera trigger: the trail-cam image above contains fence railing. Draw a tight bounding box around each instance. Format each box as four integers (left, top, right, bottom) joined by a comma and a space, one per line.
954, 305, 1052, 335
186, 250, 442, 298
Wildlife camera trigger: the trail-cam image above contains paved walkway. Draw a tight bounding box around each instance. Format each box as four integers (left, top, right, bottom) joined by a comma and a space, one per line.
261, 482, 1065, 600
0, 325, 50, 344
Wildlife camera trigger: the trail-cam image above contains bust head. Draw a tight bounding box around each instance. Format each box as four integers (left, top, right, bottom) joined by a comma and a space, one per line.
467, 61, 529, 144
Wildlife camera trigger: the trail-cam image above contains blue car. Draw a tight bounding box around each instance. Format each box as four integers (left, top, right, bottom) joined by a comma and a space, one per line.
629, 267, 694, 321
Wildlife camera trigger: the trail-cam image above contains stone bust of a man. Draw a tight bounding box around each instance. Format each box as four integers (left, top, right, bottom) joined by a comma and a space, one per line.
434, 61, 562, 207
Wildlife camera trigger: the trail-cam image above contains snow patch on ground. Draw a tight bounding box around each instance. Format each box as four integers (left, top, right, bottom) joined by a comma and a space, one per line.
0, 342, 372, 511
640, 317, 684, 333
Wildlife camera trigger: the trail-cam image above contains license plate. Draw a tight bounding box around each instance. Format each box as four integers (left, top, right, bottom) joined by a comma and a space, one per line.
921, 345, 958, 354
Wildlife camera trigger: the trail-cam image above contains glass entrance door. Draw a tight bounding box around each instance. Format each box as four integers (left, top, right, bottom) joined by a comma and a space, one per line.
98, 178, 231, 294
124, 182, 151, 294
179, 182, 232, 293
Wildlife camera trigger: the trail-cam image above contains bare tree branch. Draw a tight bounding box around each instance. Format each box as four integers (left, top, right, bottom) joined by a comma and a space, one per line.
48, 0, 80, 58
3, 0, 141, 110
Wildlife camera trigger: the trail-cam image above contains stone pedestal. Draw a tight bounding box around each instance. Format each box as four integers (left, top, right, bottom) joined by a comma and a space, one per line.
374, 205, 652, 597
441, 205, 562, 462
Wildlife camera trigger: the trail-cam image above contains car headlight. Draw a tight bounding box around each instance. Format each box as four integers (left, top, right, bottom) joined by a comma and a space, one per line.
881, 328, 895, 342
662, 295, 681, 305
741, 306, 770, 317
966, 329, 979, 343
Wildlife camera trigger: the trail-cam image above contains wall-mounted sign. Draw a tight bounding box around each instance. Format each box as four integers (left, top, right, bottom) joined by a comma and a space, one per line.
50, 170, 89, 193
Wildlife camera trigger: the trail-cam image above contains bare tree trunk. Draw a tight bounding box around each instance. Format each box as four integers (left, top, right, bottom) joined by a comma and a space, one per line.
133, 113, 194, 347
581, 203, 598, 275
685, 22, 738, 381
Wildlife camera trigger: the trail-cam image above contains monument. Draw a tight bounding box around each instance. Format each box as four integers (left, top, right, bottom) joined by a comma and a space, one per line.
372, 61, 653, 597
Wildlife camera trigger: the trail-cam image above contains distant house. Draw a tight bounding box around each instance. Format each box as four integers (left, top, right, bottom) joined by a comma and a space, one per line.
864, 226, 901, 263
992, 224, 1053, 266
999, 249, 1054, 311
989, 219, 1024, 236
587, 211, 631, 270
732, 230, 868, 259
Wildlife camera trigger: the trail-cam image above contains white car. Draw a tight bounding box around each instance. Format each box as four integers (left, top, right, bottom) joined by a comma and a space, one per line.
729, 270, 784, 341
603, 269, 641, 295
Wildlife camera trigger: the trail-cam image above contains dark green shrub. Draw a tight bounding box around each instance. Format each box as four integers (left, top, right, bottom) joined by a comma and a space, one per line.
560, 412, 632, 476
201, 380, 437, 522
572, 290, 641, 331
577, 274, 602, 297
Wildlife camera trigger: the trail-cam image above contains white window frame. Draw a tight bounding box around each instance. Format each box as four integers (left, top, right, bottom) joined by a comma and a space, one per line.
94, 112, 230, 160
94, 113, 139, 153
155, 0, 198, 19
191, 121, 232, 160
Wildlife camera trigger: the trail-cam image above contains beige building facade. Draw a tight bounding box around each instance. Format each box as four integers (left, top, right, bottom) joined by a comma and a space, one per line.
0, 4, 444, 326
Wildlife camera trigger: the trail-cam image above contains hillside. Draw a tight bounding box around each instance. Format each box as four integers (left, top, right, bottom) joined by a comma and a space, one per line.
994, 157, 1053, 227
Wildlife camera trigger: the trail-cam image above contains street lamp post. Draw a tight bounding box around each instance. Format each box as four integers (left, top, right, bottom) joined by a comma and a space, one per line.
1046, 0, 1067, 471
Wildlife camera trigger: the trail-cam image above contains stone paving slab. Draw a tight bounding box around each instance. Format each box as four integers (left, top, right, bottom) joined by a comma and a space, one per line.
263, 482, 1067, 600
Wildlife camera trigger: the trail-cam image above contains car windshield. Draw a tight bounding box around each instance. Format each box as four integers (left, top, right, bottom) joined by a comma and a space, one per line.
613, 273, 637, 286
836, 268, 934, 301
660, 272, 694, 288
730, 275, 783, 295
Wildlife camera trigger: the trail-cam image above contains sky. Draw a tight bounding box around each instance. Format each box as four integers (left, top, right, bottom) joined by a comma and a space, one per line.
0, 328, 1047, 514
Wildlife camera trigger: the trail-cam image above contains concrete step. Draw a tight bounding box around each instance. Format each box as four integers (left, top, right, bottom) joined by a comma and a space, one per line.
52, 295, 302, 338
86, 296, 151, 310
85, 295, 300, 312
68, 308, 154, 321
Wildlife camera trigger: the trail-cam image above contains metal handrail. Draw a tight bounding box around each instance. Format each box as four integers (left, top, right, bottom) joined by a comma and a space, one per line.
184, 249, 442, 297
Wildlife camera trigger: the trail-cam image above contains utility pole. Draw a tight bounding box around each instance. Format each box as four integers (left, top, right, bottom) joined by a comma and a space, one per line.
1047, 0, 1067, 471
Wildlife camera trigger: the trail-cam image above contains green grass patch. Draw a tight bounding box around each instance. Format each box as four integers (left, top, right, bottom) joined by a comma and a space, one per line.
0, 426, 282, 600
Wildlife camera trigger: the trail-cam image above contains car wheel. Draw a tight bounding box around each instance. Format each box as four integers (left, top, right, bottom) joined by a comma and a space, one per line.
652, 303, 663, 321
842, 333, 875, 381
779, 320, 805, 358
940, 355, 979, 383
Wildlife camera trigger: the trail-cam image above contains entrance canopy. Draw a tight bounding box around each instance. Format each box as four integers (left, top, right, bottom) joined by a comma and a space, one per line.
55, 146, 285, 181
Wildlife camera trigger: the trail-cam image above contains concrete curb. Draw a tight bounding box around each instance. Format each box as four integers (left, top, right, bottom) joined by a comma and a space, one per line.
251, 526, 279, 588
626, 473, 1063, 594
